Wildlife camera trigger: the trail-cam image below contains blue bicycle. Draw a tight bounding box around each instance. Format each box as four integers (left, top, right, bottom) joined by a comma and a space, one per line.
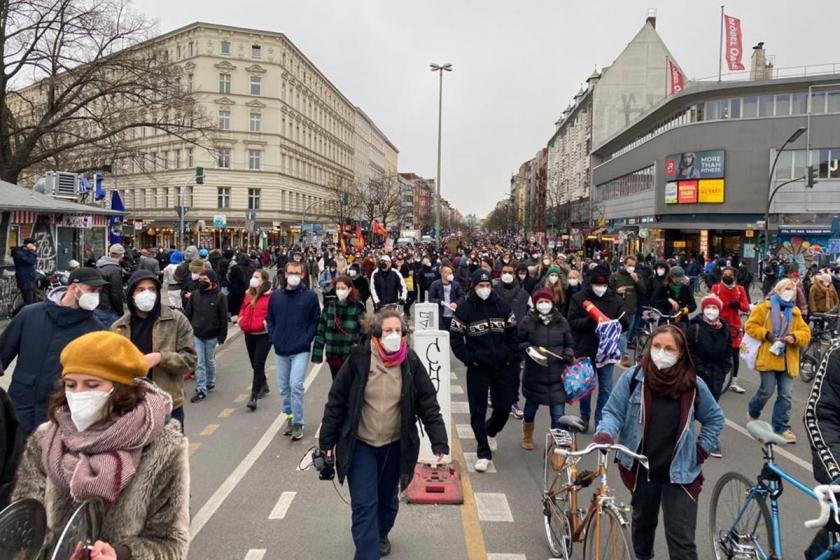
709, 420, 840, 559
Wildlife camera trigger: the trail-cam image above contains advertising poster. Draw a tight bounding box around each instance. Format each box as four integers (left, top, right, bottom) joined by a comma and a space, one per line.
698, 179, 725, 203
665, 150, 725, 181
665, 182, 678, 204
677, 180, 698, 203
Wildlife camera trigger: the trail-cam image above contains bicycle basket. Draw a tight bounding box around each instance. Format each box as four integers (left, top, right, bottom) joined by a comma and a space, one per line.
549, 428, 574, 448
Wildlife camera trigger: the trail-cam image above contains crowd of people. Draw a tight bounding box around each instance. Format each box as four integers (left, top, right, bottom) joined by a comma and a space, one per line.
0, 234, 839, 558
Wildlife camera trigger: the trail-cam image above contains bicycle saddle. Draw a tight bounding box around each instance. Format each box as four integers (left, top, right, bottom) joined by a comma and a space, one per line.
747, 420, 788, 446
557, 415, 586, 433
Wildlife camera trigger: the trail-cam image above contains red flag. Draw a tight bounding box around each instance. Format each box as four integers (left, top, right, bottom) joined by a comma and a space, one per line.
668, 58, 684, 95
372, 220, 388, 237
339, 224, 346, 253
355, 225, 365, 251
724, 14, 745, 71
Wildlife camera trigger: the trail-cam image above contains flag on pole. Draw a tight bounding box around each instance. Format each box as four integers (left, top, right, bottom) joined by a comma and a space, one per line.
372, 220, 388, 237
339, 226, 347, 254
108, 190, 125, 245
668, 58, 684, 95
356, 225, 365, 251
724, 14, 745, 71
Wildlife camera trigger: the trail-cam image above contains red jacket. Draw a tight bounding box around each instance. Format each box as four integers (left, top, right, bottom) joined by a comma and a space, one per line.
711, 282, 750, 348
238, 292, 271, 334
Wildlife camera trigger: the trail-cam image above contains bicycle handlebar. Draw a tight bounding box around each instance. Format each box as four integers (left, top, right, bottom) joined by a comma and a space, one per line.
641, 307, 683, 321
554, 442, 650, 471
805, 484, 840, 529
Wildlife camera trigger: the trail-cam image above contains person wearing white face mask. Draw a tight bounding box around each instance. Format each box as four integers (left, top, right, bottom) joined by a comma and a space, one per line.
492, 262, 531, 419
594, 325, 723, 560
237, 269, 273, 411
13, 331, 189, 559
112, 270, 196, 433
312, 276, 368, 380
745, 278, 811, 444
450, 269, 519, 472
610, 255, 647, 368
0, 267, 106, 434
428, 265, 465, 331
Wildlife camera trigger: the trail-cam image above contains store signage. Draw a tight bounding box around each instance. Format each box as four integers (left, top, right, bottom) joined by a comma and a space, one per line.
213, 215, 227, 228
665, 183, 678, 204
745, 230, 754, 238
779, 227, 831, 235
665, 150, 725, 181
698, 179, 725, 203
673, 241, 687, 248
677, 180, 698, 203
60, 215, 91, 228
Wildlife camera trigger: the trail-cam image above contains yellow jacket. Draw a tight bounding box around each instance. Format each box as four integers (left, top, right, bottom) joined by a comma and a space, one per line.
745, 299, 811, 376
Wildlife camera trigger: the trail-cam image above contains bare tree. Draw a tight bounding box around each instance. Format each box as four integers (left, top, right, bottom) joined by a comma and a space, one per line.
353, 175, 401, 230
321, 175, 358, 226
1, 0, 208, 184
483, 198, 516, 233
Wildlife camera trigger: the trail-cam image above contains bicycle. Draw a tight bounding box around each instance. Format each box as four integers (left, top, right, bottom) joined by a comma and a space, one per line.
542, 415, 649, 560
631, 307, 684, 364
709, 419, 840, 559
800, 312, 840, 383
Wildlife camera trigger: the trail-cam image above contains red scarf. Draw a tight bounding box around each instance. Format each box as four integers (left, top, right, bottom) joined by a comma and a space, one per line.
371, 337, 408, 368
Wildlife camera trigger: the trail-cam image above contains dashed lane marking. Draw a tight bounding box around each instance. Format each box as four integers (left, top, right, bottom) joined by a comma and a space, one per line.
268, 491, 297, 520
188, 442, 201, 456
451, 401, 470, 414
243, 550, 266, 560
189, 363, 324, 541
457, 424, 474, 439
726, 418, 812, 472
474, 493, 514, 522
451, 416, 488, 560
451, 371, 458, 380
199, 424, 219, 436
218, 408, 235, 418
234, 394, 249, 403
486, 554, 526, 560
451, 385, 464, 394
463, 452, 496, 473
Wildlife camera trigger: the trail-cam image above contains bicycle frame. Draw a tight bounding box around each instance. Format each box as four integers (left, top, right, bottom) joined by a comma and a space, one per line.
722, 444, 840, 559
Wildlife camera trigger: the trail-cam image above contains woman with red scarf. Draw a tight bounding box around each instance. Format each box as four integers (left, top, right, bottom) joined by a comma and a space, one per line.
12, 331, 189, 559
318, 308, 449, 559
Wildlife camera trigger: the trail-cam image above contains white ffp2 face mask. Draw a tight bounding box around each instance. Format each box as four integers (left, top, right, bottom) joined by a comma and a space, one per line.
133, 290, 157, 312
650, 348, 679, 370
249, 277, 262, 289
501, 273, 514, 284
592, 285, 608, 297
66, 389, 113, 432
77, 291, 99, 311
476, 287, 492, 300
703, 308, 720, 321
381, 332, 402, 353
287, 275, 301, 287
536, 302, 553, 315
336, 289, 350, 301
780, 290, 795, 302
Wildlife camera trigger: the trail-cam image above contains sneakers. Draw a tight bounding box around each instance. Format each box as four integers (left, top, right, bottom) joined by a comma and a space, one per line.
282, 414, 294, 436
379, 536, 391, 557
290, 424, 304, 441
710, 446, 723, 458
487, 436, 498, 451
778, 430, 797, 444
620, 355, 632, 368
510, 403, 524, 419
207, 383, 216, 392
474, 458, 491, 472
190, 390, 207, 403
730, 380, 746, 394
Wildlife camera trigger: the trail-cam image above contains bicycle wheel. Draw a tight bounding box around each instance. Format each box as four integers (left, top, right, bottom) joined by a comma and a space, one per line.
582, 506, 633, 560
709, 472, 772, 560
800, 342, 820, 383
542, 439, 573, 558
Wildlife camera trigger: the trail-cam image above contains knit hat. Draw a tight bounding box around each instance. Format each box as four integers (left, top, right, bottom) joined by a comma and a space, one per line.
669, 266, 686, 280
546, 265, 561, 276
61, 331, 149, 386
472, 268, 492, 286
201, 269, 219, 284
183, 245, 199, 262
701, 295, 722, 311
532, 288, 555, 305
189, 259, 206, 273
591, 263, 610, 284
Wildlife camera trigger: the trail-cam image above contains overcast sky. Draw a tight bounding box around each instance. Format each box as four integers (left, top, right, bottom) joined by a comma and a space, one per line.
133, 0, 840, 218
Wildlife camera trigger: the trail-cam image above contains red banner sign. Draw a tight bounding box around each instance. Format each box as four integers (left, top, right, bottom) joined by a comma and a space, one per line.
724, 14, 745, 71
668, 58, 684, 95
677, 180, 698, 204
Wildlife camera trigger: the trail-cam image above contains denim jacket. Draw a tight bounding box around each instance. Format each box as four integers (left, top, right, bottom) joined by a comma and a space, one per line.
596, 366, 724, 485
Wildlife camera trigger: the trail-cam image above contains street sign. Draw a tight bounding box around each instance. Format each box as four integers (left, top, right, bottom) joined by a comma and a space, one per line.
213, 215, 227, 228
175, 206, 189, 218
746, 230, 754, 238
829, 238, 840, 255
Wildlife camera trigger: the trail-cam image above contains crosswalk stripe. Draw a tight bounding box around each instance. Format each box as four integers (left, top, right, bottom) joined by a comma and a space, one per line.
451, 401, 470, 414
451, 385, 464, 394
456, 424, 473, 439
268, 491, 297, 520
243, 549, 266, 560
463, 452, 496, 473
474, 493, 514, 522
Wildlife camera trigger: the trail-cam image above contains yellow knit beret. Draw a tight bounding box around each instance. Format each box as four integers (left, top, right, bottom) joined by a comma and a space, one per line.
60, 331, 148, 386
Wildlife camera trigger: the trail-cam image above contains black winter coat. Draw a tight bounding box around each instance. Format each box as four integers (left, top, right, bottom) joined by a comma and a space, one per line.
567, 285, 627, 359
518, 310, 575, 406
319, 343, 449, 489
96, 257, 125, 315
493, 282, 531, 324
686, 315, 732, 398
185, 287, 228, 342
806, 343, 840, 484
450, 290, 518, 369
352, 275, 371, 305
0, 387, 22, 509
11, 247, 36, 289
651, 283, 697, 321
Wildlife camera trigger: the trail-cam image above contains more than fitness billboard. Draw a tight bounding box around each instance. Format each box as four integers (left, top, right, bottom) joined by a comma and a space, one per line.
664, 150, 725, 181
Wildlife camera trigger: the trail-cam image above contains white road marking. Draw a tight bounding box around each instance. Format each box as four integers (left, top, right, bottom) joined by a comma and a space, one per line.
726, 418, 812, 472
456, 424, 474, 439
463, 452, 497, 473
474, 492, 514, 522
486, 554, 526, 560
450, 384, 464, 394
268, 491, 297, 519
189, 363, 324, 541
450, 371, 458, 380
243, 550, 266, 560
451, 401, 470, 414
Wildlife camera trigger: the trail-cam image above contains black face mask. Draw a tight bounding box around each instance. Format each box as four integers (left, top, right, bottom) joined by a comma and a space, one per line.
199, 280, 211, 289
379, 263, 388, 270
722, 276, 735, 286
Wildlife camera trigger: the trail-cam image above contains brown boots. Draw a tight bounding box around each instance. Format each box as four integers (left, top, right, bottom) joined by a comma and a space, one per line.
522, 421, 535, 450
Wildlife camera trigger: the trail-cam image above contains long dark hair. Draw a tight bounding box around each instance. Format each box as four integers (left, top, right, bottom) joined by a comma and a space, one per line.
640, 324, 696, 398
333, 275, 358, 302
246, 269, 271, 306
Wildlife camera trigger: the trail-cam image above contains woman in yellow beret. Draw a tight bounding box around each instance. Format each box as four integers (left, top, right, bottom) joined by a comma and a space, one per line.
12, 331, 189, 559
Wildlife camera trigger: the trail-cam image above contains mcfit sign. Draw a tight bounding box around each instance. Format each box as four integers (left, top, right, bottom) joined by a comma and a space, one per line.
664, 150, 725, 205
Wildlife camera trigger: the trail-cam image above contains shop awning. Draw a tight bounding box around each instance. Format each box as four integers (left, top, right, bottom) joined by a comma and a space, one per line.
0, 180, 121, 215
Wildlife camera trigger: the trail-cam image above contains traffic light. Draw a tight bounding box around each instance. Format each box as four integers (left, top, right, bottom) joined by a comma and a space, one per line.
195, 166, 205, 185
806, 165, 818, 189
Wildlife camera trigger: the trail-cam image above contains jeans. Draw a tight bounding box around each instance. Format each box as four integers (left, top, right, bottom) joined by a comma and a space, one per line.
276, 352, 309, 426
631, 475, 698, 560
580, 363, 615, 426
194, 337, 218, 393
748, 370, 793, 433
244, 333, 271, 394
93, 309, 120, 329
171, 407, 185, 434
347, 440, 401, 560
523, 400, 564, 429
619, 313, 637, 356
466, 366, 515, 460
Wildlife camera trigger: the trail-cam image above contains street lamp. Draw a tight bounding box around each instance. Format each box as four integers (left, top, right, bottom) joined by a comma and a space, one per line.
762, 126, 807, 267
431, 62, 452, 243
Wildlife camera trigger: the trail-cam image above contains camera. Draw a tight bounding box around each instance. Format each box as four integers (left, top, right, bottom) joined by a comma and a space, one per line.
312, 448, 335, 481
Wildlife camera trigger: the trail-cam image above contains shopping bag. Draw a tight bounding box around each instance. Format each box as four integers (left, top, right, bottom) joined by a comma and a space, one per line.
405, 275, 414, 292
563, 357, 596, 404
739, 333, 761, 370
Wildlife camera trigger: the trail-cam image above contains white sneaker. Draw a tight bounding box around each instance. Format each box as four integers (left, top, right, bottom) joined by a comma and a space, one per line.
730, 380, 745, 394
487, 436, 498, 451
474, 458, 491, 472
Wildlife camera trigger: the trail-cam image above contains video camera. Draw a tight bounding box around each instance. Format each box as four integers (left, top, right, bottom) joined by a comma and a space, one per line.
312, 448, 335, 481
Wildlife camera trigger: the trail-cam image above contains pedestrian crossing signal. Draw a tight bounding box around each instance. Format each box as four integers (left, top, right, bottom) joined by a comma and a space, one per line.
807, 165, 818, 189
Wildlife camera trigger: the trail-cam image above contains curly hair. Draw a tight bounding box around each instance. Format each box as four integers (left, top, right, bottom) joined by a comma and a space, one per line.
48, 380, 148, 424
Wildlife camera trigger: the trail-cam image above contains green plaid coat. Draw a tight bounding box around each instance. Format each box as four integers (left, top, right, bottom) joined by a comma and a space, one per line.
311, 299, 367, 362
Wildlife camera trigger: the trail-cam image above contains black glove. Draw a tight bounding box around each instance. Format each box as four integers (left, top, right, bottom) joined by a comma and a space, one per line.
729, 300, 741, 309
765, 332, 776, 343
312, 448, 335, 481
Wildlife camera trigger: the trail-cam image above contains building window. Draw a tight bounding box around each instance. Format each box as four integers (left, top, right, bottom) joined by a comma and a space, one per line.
218, 148, 231, 168
248, 149, 262, 170
248, 188, 261, 210
188, 41, 193, 57
251, 44, 261, 59
775, 94, 791, 116
728, 98, 741, 119
219, 110, 230, 130
220, 40, 231, 55
174, 149, 181, 169
829, 90, 840, 113
162, 151, 169, 169
758, 95, 774, 117
219, 73, 231, 94
163, 187, 169, 207
186, 73, 193, 92
811, 91, 827, 114
792, 92, 808, 114
250, 76, 261, 96
176, 45, 182, 60
742, 96, 758, 118
217, 187, 230, 209
150, 151, 157, 170
187, 148, 194, 167
249, 112, 261, 132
